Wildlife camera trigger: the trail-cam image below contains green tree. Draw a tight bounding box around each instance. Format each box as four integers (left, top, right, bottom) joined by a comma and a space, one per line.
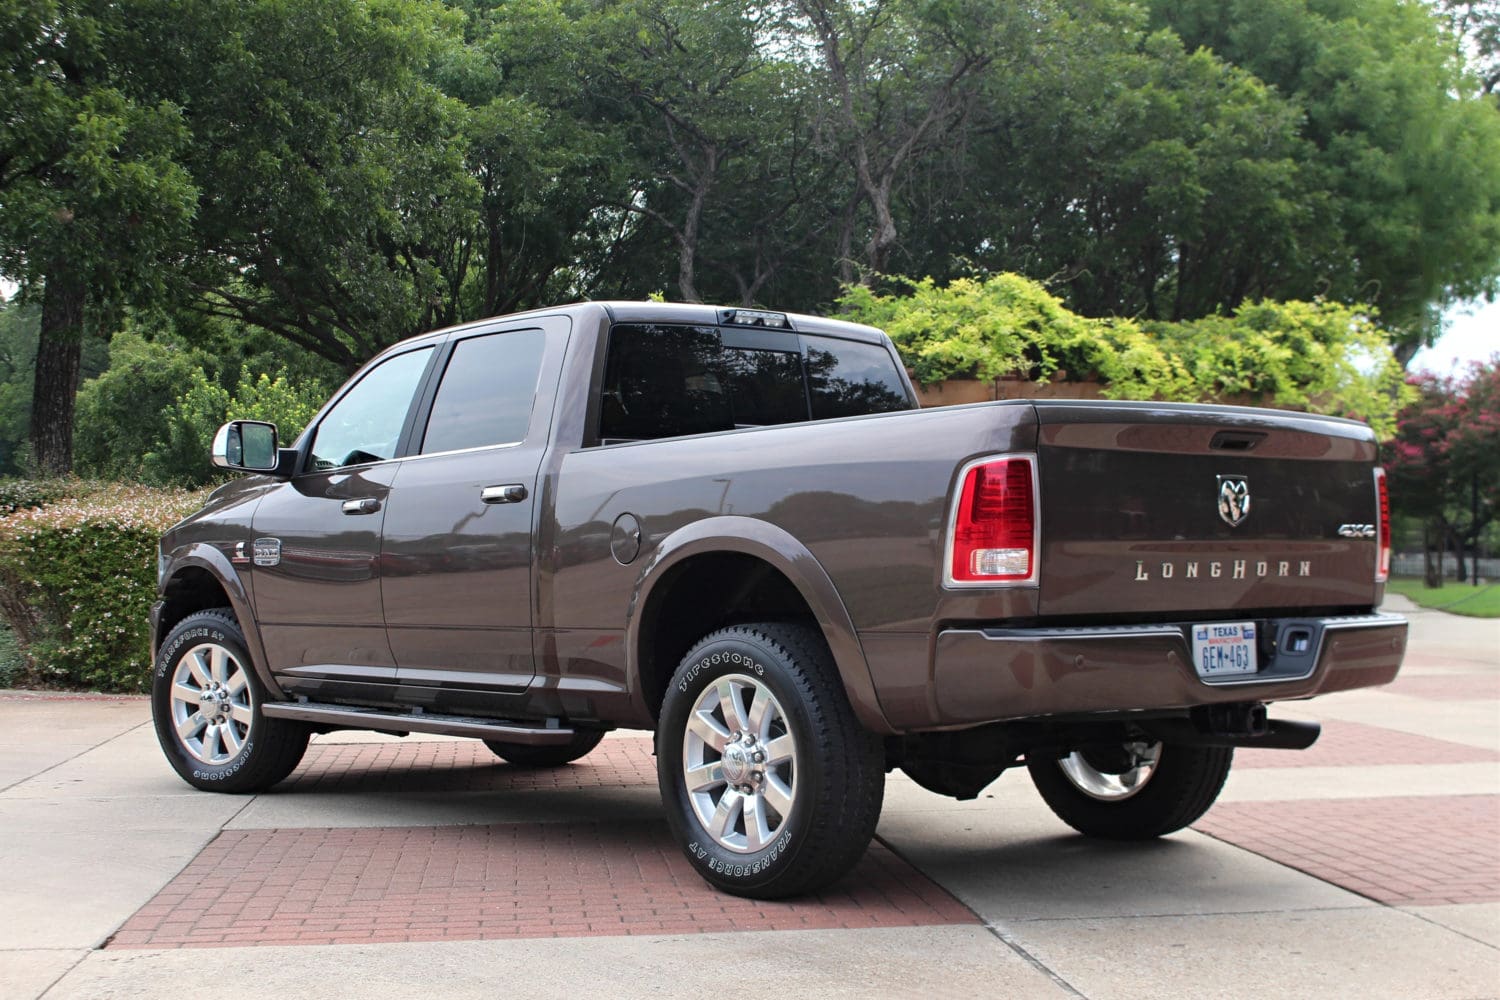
72, 331, 214, 482
1146, 0, 1500, 358
0, 0, 197, 474
130, 0, 478, 371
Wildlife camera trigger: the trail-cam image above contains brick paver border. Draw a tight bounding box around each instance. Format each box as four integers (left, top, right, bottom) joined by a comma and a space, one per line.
107, 822, 977, 949
1195, 794, 1500, 906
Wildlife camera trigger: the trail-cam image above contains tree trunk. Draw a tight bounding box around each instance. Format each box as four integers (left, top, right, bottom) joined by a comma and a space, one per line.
676, 147, 717, 305
28, 261, 87, 476
1423, 520, 1443, 588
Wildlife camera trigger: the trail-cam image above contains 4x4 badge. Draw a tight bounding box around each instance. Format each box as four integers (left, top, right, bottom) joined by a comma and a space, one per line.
1217, 476, 1250, 526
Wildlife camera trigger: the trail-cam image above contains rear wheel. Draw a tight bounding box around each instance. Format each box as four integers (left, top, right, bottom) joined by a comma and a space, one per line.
656, 622, 884, 899
1027, 740, 1232, 840
151, 609, 309, 793
483, 730, 604, 767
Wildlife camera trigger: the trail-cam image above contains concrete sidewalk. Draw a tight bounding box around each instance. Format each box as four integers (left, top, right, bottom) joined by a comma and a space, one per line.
1, 596, 1496, 999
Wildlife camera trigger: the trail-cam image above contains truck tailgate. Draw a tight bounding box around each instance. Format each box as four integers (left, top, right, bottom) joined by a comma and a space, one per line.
1032, 402, 1382, 618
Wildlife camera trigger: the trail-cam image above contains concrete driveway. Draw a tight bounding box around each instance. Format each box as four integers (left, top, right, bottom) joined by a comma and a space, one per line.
2, 595, 1496, 999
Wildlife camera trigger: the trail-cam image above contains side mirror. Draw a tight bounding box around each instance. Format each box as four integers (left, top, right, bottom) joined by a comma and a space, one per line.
211, 420, 279, 472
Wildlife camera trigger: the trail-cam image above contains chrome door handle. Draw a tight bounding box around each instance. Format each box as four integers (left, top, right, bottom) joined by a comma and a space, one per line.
481, 484, 528, 505
341, 497, 381, 515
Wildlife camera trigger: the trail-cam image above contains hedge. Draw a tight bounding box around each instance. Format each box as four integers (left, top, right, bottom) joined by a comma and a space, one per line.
839, 274, 1414, 438
0, 482, 208, 692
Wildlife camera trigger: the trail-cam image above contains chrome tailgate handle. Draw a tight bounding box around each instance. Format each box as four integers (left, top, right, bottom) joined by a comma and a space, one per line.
341, 497, 381, 515
481, 484, 528, 505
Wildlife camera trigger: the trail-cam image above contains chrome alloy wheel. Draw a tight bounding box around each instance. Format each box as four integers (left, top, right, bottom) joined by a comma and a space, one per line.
681, 673, 798, 854
1057, 741, 1161, 801
168, 642, 254, 765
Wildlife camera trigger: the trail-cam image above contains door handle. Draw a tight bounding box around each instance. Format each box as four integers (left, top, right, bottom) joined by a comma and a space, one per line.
341, 497, 381, 515
481, 484, 528, 505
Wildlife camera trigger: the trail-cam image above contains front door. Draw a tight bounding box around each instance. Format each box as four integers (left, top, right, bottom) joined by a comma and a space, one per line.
250, 344, 436, 698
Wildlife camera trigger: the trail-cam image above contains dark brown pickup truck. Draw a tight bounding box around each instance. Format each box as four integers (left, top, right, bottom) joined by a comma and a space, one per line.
150, 301, 1407, 898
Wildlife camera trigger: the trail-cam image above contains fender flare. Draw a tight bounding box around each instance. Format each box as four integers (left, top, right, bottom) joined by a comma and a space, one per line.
626, 516, 893, 734
158, 543, 286, 700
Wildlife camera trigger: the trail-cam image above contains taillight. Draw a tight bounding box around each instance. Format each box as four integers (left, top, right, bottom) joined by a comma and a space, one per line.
1374, 466, 1391, 583
947, 455, 1038, 586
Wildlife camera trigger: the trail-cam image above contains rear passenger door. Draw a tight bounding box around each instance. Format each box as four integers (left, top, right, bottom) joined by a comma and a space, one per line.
381, 317, 570, 702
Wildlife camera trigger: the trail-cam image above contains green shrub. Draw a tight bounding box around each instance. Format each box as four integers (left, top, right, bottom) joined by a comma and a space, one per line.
0, 483, 207, 691
0, 477, 78, 515
144, 367, 328, 487
74, 333, 215, 482
0, 623, 19, 688
839, 273, 1414, 437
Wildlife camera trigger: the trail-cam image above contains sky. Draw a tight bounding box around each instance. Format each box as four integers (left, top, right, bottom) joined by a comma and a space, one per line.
1410, 296, 1500, 373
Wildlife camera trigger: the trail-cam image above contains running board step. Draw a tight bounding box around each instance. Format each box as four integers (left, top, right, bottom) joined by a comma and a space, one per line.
261, 701, 575, 744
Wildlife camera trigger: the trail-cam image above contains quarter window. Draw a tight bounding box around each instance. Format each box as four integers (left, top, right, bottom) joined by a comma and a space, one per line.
307, 347, 433, 472
804, 337, 911, 419
421, 329, 548, 454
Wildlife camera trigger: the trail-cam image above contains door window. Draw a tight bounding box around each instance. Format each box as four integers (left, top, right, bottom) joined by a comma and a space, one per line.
307, 347, 433, 472
421, 329, 548, 454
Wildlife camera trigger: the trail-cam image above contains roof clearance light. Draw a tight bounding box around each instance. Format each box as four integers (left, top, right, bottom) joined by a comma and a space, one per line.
722, 309, 789, 328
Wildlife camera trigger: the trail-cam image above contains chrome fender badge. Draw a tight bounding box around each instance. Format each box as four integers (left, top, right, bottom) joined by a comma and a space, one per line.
1217, 476, 1250, 527
252, 537, 282, 567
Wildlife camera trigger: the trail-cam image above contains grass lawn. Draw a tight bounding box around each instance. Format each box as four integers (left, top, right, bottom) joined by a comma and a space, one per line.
1385, 578, 1500, 618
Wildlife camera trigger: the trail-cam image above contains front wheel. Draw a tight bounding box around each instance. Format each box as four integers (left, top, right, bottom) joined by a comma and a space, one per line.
656, 623, 884, 899
151, 609, 309, 793
1027, 740, 1232, 840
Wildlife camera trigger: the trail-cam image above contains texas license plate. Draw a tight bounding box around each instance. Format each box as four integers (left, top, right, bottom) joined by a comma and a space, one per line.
1191, 622, 1259, 678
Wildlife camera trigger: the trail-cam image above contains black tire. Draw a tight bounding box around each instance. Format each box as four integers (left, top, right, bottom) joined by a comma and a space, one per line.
483, 730, 605, 767
151, 608, 309, 793
1027, 742, 1233, 840
656, 622, 885, 900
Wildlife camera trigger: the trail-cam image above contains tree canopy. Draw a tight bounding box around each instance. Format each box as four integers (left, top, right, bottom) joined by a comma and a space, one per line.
3, 0, 1499, 471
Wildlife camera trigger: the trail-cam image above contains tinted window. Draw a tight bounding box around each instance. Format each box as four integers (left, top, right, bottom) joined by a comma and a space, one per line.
597, 323, 911, 442
805, 336, 911, 419
422, 329, 547, 454
600, 325, 807, 441
308, 347, 433, 472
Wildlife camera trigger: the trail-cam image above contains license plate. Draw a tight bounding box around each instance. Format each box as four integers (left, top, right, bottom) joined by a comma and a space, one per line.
1191, 622, 1259, 679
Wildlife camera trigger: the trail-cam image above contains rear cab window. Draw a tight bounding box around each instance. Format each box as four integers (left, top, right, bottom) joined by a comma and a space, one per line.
598, 323, 912, 443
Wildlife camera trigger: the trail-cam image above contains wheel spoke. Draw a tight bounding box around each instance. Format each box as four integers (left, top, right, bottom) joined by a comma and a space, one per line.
707, 788, 744, 841
717, 680, 749, 735
224, 669, 249, 695
763, 774, 794, 819
685, 761, 724, 792
229, 704, 254, 727
186, 650, 211, 687
171, 683, 201, 706
687, 710, 730, 752
221, 721, 243, 757
763, 734, 795, 766
745, 686, 772, 741
209, 647, 228, 686
201, 723, 221, 760
743, 793, 769, 850
175, 712, 206, 741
